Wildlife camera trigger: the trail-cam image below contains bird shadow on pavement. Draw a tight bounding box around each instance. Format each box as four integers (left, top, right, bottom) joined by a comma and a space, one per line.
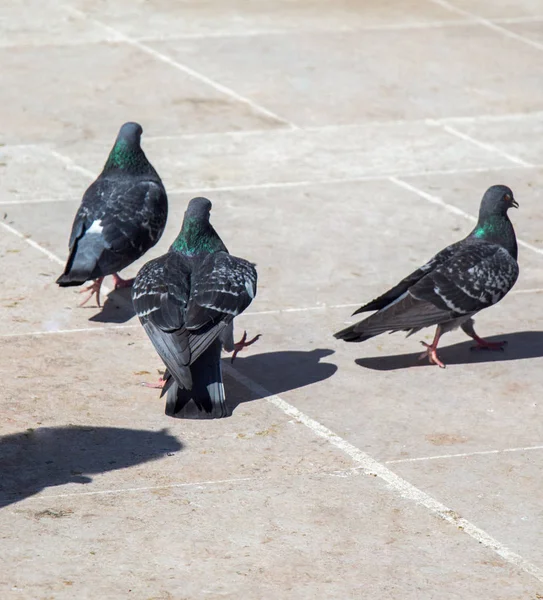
88, 288, 136, 324
223, 348, 337, 413
356, 331, 543, 371
0, 426, 182, 509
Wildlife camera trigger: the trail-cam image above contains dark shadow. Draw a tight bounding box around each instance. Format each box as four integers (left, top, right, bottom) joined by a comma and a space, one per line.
0, 426, 182, 508
88, 288, 136, 323
356, 331, 543, 371
224, 348, 337, 413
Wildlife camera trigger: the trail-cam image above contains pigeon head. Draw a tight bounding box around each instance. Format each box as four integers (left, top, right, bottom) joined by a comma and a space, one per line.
118, 122, 143, 144
472, 185, 518, 258
185, 197, 212, 220
479, 185, 519, 217
170, 197, 226, 256
103, 121, 155, 174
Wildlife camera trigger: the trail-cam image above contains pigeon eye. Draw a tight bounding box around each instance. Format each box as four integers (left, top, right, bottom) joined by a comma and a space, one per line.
504, 194, 512, 202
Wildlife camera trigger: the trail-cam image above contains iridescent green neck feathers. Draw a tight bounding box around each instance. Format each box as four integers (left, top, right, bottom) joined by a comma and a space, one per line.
171, 217, 226, 256
103, 138, 153, 174
472, 214, 517, 259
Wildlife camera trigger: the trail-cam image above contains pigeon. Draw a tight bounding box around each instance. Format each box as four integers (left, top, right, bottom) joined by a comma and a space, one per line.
334, 185, 519, 368
56, 122, 168, 307
132, 197, 260, 419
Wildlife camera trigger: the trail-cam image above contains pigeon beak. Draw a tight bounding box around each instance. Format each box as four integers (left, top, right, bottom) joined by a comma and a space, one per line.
511, 198, 519, 209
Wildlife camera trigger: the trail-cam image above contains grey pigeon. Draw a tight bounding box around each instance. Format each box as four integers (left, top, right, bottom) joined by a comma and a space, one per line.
335, 185, 519, 368
56, 122, 168, 307
132, 197, 260, 419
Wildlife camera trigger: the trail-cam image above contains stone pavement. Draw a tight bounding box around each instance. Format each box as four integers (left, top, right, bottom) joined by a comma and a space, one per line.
1, 1, 543, 598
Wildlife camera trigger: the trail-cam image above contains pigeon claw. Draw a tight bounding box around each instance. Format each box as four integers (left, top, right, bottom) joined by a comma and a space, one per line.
79, 277, 104, 308
419, 341, 446, 369
141, 377, 167, 389
231, 331, 261, 364
470, 339, 507, 352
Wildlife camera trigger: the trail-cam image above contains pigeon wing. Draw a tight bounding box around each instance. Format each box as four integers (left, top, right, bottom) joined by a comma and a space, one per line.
353, 239, 463, 315
132, 253, 192, 389
185, 252, 258, 331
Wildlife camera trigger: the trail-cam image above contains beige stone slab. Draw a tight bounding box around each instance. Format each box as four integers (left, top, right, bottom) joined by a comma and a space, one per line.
0, 145, 91, 203
0, 231, 84, 336
445, 114, 543, 169
149, 25, 543, 126
228, 298, 543, 462
502, 20, 543, 44
45, 121, 514, 194
0, 42, 283, 146
504, 20, 543, 46
450, 0, 543, 19
0, 328, 350, 509
1, 470, 541, 599
67, 0, 464, 39
393, 452, 543, 566
0, 1, 121, 48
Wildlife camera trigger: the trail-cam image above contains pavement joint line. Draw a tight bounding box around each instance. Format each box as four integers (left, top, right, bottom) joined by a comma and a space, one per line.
164, 162, 534, 194
130, 19, 476, 41
2, 15, 543, 51
386, 445, 543, 464
1, 221, 65, 266
0, 303, 360, 339
224, 363, 543, 584
389, 176, 543, 258
493, 16, 543, 24
511, 288, 543, 294
46, 148, 96, 178
439, 123, 533, 168
430, 0, 543, 53
3, 109, 543, 151
0, 220, 116, 298
1, 163, 539, 209
0, 325, 138, 339
62, 5, 298, 130
16, 476, 255, 501
2, 287, 542, 339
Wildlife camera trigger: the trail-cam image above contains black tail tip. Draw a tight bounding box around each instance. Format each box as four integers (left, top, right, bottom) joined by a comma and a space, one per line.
165, 385, 230, 420
56, 273, 81, 287
334, 327, 372, 343
334, 326, 355, 341
165, 398, 231, 420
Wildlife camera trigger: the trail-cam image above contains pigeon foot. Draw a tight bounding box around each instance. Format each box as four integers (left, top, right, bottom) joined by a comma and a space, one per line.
419, 342, 446, 368
470, 338, 507, 352
461, 320, 507, 352
231, 331, 261, 363
79, 277, 104, 307
112, 273, 135, 289
141, 377, 166, 389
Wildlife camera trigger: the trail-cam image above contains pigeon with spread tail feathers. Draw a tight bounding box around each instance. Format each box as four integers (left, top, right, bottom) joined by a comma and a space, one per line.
334, 185, 519, 368
56, 122, 168, 307
133, 197, 260, 419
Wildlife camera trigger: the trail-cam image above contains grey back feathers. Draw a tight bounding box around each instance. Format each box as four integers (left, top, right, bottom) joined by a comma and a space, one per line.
56, 122, 168, 287
335, 185, 519, 343
132, 197, 257, 419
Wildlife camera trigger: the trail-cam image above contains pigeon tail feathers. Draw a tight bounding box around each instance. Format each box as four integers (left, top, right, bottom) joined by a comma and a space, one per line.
163, 340, 230, 419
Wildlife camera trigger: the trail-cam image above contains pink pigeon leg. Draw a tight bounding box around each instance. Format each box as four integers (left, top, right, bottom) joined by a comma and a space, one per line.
112, 273, 135, 289
231, 331, 262, 363
418, 325, 446, 368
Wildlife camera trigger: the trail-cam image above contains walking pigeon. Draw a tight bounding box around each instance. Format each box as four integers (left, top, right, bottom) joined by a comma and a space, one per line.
132, 197, 260, 419
56, 122, 168, 307
334, 185, 519, 368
